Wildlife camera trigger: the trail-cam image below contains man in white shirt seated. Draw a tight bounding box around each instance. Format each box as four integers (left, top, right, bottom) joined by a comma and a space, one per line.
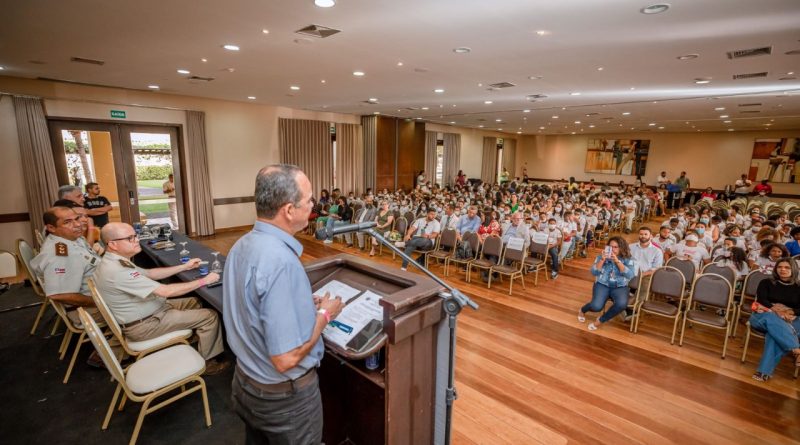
667, 233, 710, 269
400, 209, 440, 271
439, 204, 460, 232
653, 225, 676, 252
734, 174, 752, 198
624, 226, 665, 320
501, 213, 530, 250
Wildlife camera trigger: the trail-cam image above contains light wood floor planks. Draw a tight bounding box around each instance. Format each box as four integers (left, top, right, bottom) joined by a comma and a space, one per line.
198, 227, 800, 444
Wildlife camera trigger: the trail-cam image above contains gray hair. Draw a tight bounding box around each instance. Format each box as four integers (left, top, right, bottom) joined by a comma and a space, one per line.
58, 185, 81, 199
255, 164, 304, 219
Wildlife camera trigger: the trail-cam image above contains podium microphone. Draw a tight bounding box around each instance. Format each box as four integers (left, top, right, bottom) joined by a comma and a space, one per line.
322, 221, 377, 239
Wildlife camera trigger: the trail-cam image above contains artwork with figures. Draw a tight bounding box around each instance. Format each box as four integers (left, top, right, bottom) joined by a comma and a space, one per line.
750, 138, 800, 183
584, 139, 650, 176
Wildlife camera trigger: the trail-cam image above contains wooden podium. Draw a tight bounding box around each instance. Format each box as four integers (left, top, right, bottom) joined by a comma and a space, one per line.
305, 254, 445, 445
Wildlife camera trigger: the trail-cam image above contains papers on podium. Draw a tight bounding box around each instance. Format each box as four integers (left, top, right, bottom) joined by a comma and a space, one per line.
314, 279, 362, 304
322, 287, 384, 349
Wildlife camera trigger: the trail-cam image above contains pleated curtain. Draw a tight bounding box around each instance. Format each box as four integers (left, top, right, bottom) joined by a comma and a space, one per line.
481, 137, 498, 184
185, 111, 216, 236
503, 138, 517, 178
12, 96, 59, 239
424, 131, 438, 185
335, 123, 365, 196
279, 118, 333, 195
361, 115, 377, 192
442, 133, 461, 187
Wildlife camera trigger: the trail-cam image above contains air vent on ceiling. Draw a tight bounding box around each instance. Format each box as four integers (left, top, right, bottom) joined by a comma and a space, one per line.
488, 82, 516, 89
740, 110, 761, 114
188, 75, 215, 82
526, 94, 547, 101
477, 118, 487, 122
360, 100, 378, 105
726, 46, 772, 59
71, 56, 105, 66
38, 77, 115, 88
403, 107, 418, 111
732, 72, 768, 80
295, 24, 341, 38
738, 103, 762, 107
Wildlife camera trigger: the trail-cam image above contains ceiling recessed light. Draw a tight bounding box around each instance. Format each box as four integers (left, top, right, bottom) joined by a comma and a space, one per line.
658, 126, 665, 129
177, 69, 190, 74
484, 100, 493, 104
589, 125, 595, 128
247, 96, 256, 100
290, 85, 300, 90
724, 120, 732, 123
478, 125, 484, 128
453, 47, 471, 54
321, 79, 326, 84
451, 104, 457, 107
368, 97, 378, 102
517, 131, 522, 134
314, 0, 335, 7
641, 3, 670, 14
397, 62, 403, 67
225, 67, 235, 72
373, 112, 380, 115
262, 29, 270, 34
201, 58, 207, 62
148, 85, 159, 89
552, 115, 559, 119
694, 78, 712, 84
728, 128, 735, 132
498, 128, 503, 131
714, 107, 725, 111
719, 114, 729, 118
528, 75, 543, 80
597, 67, 604, 71
571, 132, 576, 135
495, 119, 502, 122
649, 123, 656, 126
574, 121, 581, 124
523, 109, 531, 113
622, 112, 631, 115
630, 87, 636, 90
449, 121, 456, 124
0, 66, 4, 70
222, 44, 240, 51
570, 92, 581, 96
353, 71, 365, 76
539, 126, 546, 130
535, 30, 550, 36
433, 88, 444, 93
421, 107, 429, 110
677, 54, 699, 60
788, 72, 795, 75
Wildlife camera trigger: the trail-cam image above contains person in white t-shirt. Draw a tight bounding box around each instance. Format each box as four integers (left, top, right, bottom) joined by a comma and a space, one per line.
401, 209, 440, 270
653, 225, 676, 253
734, 174, 752, 197
656, 171, 669, 187
626, 226, 665, 320
668, 234, 710, 269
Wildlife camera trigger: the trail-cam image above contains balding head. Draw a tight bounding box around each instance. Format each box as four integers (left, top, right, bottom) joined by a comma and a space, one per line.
101, 222, 141, 257
101, 222, 130, 244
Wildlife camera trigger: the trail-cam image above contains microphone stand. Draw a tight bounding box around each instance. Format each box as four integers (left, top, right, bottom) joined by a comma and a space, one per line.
364, 228, 478, 445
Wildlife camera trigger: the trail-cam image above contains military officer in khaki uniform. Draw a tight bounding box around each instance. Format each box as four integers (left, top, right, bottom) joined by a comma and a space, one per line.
31, 206, 119, 365
93, 222, 228, 375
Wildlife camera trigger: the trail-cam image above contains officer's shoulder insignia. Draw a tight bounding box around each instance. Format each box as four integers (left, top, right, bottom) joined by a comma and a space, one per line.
118, 259, 135, 268
55, 242, 68, 257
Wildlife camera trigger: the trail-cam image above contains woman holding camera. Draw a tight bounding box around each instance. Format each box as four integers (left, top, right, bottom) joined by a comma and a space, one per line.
578, 236, 637, 331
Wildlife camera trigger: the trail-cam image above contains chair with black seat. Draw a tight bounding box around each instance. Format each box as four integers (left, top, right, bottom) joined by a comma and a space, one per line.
467, 236, 503, 285
489, 242, 527, 295
733, 270, 771, 338
404, 211, 416, 226
444, 231, 480, 278
87, 278, 193, 361
390, 217, 408, 260
701, 262, 737, 290
679, 273, 734, 358
425, 228, 457, 271
77, 308, 211, 445
523, 241, 549, 286
666, 257, 695, 293
633, 266, 686, 342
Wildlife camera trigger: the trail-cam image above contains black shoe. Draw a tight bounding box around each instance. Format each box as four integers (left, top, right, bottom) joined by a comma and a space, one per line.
86, 351, 105, 369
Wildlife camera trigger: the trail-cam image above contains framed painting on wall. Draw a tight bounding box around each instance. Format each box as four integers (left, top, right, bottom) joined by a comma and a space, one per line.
584, 139, 650, 176
749, 138, 800, 183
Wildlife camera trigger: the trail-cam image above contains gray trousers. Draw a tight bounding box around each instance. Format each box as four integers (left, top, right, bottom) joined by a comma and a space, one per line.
231, 367, 323, 445
122, 297, 223, 360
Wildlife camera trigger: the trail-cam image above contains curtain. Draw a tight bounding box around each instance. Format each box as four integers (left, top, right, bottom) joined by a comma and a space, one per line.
279, 118, 333, 196
424, 131, 438, 185
185, 111, 216, 236
503, 138, 517, 178
442, 133, 461, 187
361, 115, 377, 193
335, 123, 364, 196
481, 137, 498, 184
12, 96, 59, 239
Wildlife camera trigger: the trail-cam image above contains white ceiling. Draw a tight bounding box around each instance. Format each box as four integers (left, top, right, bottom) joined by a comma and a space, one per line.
1, 0, 799, 135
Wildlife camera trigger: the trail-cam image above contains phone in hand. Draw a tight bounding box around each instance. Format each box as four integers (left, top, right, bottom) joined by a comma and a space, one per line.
603, 246, 612, 257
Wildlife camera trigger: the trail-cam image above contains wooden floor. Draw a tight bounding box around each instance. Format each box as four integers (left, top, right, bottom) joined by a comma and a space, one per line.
198, 228, 800, 445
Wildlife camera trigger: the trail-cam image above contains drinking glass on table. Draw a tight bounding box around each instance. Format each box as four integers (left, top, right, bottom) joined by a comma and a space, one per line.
179, 242, 190, 263
210, 251, 222, 274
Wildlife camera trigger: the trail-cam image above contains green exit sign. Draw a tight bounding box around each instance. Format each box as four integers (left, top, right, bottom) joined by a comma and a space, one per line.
110, 110, 126, 119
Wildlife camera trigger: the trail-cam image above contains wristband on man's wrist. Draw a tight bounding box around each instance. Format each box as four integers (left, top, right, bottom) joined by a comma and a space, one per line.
317, 308, 331, 323
198, 278, 206, 287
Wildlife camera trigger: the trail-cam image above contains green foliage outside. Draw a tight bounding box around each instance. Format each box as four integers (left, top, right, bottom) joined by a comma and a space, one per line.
136, 165, 173, 180
139, 202, 168, 214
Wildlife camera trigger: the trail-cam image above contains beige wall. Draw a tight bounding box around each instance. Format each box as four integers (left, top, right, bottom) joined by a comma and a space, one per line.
517, 131, 800, 194
0, 77, 359, 247
424, 123, 518, 180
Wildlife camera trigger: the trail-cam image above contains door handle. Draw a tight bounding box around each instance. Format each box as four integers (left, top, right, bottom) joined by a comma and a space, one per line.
128, 190, 136, 206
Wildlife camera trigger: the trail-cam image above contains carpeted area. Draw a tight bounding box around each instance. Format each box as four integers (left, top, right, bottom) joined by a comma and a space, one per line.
0, 284, 245, 445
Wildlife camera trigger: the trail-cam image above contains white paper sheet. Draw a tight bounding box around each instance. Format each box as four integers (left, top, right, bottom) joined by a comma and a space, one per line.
322, 290, 384, 349
314, 279, 362, 304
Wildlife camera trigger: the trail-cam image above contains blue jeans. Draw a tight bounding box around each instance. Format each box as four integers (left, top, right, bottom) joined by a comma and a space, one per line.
581, 282, 629, 323
548, 247, 560, 272
749, 311, 800, 376
401, 237, 433, 268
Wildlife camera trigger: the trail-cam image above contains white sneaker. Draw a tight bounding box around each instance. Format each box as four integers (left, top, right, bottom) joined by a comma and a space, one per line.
401, 267, 407, 271
323, 239, 333, 244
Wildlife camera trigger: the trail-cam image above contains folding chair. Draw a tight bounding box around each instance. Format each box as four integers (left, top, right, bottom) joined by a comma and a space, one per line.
467, 236, 503, 285
16, 238, 60, 336
425, 228, 457, 271
490, 243, 527, 295
444, 232, 480, 278
679, 274, 734, 358
633, 266, 686, 343
523, 242, 549, 286
732, 270, 770, 338
77, 308, 211, 445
